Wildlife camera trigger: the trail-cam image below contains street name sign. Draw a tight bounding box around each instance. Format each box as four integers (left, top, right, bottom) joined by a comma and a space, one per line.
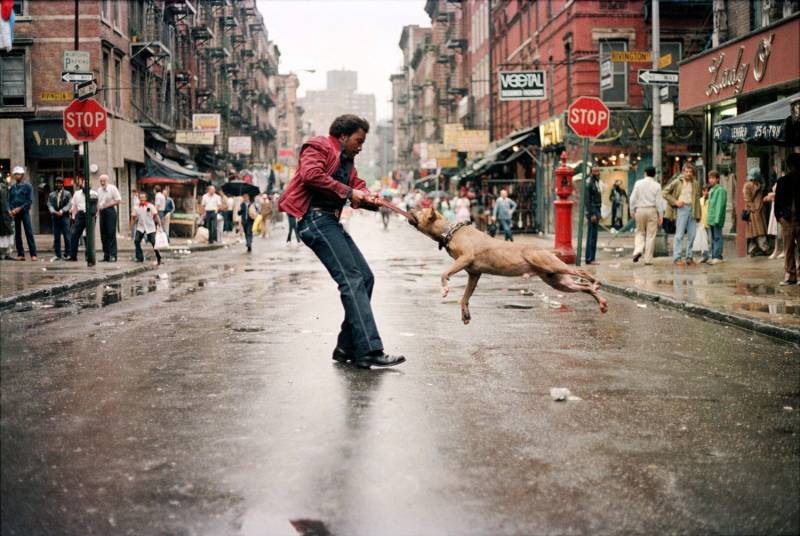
638, 69, 679, 86
498, 71, 547, 100
63, 98, 107, 142
567, 96, 610, 138
611, 50, 651, 63
600, 60, 614, 90
77, 80, 97, 100
61, 71, 94, 83
63, 50, 90, 72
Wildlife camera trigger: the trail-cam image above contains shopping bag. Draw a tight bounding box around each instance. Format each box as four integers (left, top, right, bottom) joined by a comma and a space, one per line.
194, 226, 209, 244
253, 214, 263, 234
154, 229, 169, 250
692, 226, 709, 252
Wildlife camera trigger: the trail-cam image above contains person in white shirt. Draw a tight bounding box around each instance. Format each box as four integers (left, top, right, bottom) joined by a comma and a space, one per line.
629, 166, 665, 265
68, 176, 97, 262
154, 185, 167, 219
97, 174, 121, 262
200, 185, 222, 243
133, 190, 163, 264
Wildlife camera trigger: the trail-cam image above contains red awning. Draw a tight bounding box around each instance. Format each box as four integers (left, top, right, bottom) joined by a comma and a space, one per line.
139, 176, 200, 186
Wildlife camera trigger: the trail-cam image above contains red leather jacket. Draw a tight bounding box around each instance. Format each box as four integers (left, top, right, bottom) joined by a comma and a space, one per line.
277, 135, 369, 218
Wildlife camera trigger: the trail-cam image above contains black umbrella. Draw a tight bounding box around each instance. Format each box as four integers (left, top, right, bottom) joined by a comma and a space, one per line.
222, 181, 260, 197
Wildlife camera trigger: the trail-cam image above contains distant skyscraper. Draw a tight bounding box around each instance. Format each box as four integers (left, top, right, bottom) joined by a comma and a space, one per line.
300, 69, 378, 180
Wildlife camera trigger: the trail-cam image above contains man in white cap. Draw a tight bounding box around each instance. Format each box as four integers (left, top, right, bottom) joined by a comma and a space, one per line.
8, 166, 38, 261
97, 173, 121, 262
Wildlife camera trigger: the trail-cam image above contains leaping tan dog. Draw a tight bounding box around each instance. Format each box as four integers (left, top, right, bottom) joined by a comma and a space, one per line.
409, 207, 608, 324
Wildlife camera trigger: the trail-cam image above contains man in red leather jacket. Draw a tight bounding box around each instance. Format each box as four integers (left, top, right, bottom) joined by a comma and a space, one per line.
279, 115, 406, 369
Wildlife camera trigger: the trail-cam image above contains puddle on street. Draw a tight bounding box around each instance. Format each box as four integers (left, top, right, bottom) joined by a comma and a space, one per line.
735, 282, 779, 296
733, 302, 800, 315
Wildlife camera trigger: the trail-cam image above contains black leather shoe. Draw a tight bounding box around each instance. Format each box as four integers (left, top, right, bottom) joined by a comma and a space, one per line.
332, 347, 351, 363
351, 351, 406, 369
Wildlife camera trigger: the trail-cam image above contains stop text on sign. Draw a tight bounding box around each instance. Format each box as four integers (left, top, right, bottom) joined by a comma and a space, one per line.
64, 110, 106, 130
568, 108, 608, 127
498, 70, 547, 101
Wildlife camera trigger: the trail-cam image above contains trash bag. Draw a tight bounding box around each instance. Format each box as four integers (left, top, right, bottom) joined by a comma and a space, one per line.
253, 214, 263, 234
692, 227, 709, 252
154, 229, 169, 250
194, 226, 209, 244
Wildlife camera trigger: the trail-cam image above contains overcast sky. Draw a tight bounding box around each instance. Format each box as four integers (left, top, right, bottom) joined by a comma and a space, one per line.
256, 0, 431, 121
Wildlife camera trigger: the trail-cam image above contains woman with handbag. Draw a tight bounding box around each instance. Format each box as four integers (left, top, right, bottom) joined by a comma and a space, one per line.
742, 167, 770, 256
239, 192, 258, 253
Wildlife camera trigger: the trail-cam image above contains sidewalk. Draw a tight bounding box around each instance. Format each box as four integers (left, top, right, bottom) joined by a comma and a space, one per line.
0, 234, 227, 309
516, 231, 800, 342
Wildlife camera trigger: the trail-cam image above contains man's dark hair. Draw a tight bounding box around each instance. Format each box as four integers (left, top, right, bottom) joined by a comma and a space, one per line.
645, 166, 656, 177
329, 114, 370, 137
708, 170, 720, 179
787, 152, 800, 171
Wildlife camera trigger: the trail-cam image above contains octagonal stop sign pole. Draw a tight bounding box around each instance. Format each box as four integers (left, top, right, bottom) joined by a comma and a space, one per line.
567, 97, 610, 267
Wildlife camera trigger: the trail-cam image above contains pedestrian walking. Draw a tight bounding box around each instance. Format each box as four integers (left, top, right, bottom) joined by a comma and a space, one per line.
129, 188, 138, 242
610, 180, 629, 230
97, 174, 121, 262
8, 166, 38, 261
67, 176, 95, 262
629, 166, 663, 265
584, 166, 603, 264
493, 189, 517, 242
133, 190, 162, 264
0, 175, 14, 260
286, 214, 301, 247
154, 185, 166, 222
774, 153, 800, 285
163, 186, 175, 239
279, 114, 406, 369
455, 192, 471, 223
47, 177, 72, 260
200, 185, 222, 243
742, 167, 770, 256
662, 162, 701, 266
260, 193, 273, 238
239, 192, 257, 253
224, 192, 235, 233
696, 185, 711, 263
706, 170, 727, 264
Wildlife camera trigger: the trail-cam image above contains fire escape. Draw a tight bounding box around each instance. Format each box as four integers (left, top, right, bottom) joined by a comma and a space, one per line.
130, 0, 176, 131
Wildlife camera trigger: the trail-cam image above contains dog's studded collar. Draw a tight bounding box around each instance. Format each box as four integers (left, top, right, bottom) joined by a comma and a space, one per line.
438, 221, 472, 251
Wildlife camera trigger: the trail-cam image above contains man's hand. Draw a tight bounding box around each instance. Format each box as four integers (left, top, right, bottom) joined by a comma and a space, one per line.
676, 200, 685, 208
351, 189, 368, 204
658, 217, 664, 226
590, 215, 598, 224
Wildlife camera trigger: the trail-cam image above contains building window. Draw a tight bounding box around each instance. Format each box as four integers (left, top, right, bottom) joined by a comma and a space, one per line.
0, 52, 26, 107
114, 56, 121, 111
101, 0, 109, 20
750, 0, 763, 31
12, 0, 24, 16
102, 50, 110, 107
600, 39, 627, 105
113, 0, 121, 27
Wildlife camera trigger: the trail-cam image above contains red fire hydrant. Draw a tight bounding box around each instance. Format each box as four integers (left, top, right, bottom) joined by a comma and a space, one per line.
553, 151, 576, 264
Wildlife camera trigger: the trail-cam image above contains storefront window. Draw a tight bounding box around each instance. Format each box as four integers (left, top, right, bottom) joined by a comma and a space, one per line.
711, 104, 738, 233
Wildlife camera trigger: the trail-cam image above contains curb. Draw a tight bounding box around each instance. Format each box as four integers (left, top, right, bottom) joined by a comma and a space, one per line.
600, 282, 800, 344
0, 244, 224, 311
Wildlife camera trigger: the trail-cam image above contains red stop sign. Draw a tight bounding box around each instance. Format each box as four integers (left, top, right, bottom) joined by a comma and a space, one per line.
567, 96, 610, 138
63, 98, 107, 141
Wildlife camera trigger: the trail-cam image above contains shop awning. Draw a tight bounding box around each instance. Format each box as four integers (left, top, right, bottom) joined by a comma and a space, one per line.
139, 176, 200, 186
462, 128, 539, 180
144, 147, 210, 181
713, 92, 800, 145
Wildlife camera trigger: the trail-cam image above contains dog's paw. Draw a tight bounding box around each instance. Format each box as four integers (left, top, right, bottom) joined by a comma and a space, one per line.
599, 299, 609, 313
441, 286, 449, 298
462, 312, 471, 325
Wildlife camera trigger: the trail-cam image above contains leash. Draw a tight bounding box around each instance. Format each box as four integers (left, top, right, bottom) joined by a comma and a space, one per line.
374, 198, 417, 223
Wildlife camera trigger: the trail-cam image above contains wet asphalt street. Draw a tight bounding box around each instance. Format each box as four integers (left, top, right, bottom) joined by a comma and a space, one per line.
1, 213, 799, 536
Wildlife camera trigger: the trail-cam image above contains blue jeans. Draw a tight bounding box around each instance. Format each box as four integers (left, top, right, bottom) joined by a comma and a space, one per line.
13, 210, 37, 257
204, 211, 217, 243
710, 224, 724, 260
52, 215, 70, 257
499, 218, 513, 241
297, 210, 383, 358
585, 216, 598, 263
673, 206, 697, 262
287, 215, 300, 242
243, 220, 253, 249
